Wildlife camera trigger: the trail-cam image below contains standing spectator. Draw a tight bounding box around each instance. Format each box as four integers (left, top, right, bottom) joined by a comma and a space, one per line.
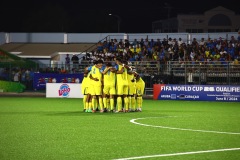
178, 38, 184, 46
81, 56, 89, 68
138, 38, 143, 48
199, 38, 205, 46
21, 69, 27, 87
14, 70, 20, 82
71, 54, 79, 69
155, 38, 162, 49
65, 54, 70, 71
132, 39, 138, 48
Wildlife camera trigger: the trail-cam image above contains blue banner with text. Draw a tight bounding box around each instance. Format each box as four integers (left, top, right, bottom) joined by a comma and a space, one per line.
153, 84, 240, 102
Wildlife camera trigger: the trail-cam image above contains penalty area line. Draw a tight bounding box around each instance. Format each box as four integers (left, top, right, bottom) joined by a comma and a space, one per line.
113, 148, 240, 160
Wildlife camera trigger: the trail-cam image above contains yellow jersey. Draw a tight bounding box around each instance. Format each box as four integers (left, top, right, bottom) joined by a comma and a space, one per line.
103, 67, 116, 86
90, 65, 102, 86
116, 64, 128, 85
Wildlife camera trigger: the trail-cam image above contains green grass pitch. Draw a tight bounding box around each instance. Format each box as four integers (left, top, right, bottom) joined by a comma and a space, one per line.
0, 97, 240, 160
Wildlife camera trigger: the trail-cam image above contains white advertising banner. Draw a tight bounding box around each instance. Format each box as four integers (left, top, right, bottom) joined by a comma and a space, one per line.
46, 83, 83, 98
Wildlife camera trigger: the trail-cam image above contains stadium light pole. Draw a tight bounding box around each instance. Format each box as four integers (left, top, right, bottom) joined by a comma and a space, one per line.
109, 13, 121, 33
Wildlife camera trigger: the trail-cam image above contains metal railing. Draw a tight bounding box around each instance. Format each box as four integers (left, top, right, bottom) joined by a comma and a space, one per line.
1, 61, 240, 91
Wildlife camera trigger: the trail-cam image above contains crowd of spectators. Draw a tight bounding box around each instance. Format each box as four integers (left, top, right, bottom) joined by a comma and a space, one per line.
1, 35, 240, 80
82, 35, 240, 71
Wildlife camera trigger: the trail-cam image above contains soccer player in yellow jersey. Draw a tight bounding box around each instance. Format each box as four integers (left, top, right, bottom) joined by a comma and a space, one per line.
115, 57, 129, 112
82, 67, 93, 113
89, 60, 104, 113
134, 72, 145, 112
81, 67, 89, 112
102, 62, 116, 112
127, 68, 136, 112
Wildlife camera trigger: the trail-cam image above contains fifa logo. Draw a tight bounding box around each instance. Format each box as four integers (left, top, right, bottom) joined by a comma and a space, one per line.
59, 84, 70, 97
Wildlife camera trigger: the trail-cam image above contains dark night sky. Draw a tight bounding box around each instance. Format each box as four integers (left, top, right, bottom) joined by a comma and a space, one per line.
0, 0, 239, 33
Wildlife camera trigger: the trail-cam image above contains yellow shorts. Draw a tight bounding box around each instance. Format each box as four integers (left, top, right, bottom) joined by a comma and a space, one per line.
103, 85, 116, 95
89, 85, 102, 95
116, 84, 128, 95
135, 83, 144, 96
82, 87, 89, 95
128, 84, 136, 95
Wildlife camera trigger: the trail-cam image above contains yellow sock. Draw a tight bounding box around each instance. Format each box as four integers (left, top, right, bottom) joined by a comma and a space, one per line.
132, 97, 136, 110
103, 97, 107, 109
107, 98, 110, 110
137, 97, 141, 108
99, 97, 103, 110
128, 96, 132, 110
110, 98, 114, 110
124, 97, 129, 111
83, 95, 87, 109
117, 97, 122, 111
85, 102, 89, 110
140, 97, 143, 108
92, 98, 96, 110
88, 102, 92, 110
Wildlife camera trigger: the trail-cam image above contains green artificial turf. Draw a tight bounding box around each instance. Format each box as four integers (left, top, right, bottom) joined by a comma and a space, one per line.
0, 98, 239, 160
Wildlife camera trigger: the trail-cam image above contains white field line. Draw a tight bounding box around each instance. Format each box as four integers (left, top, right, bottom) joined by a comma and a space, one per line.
130, 117, 240, 135
113, 148, 240, 160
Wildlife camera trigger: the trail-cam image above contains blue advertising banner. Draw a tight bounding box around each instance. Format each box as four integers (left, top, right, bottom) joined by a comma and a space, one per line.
33, 73, 84, 90
153, 84, 240, 102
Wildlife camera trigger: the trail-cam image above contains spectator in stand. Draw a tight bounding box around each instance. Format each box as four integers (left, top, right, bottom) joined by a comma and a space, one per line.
178, 38, 184, 47
172, 38, 177, 46
155, 38, 162, 49
139, 38, 144, 48
135, 44, 142, 54
230, 36, 237, 46
216, 40, 222, 51
124, 39, 130, 48
227, 43, 235, 60
102, 41, 108, 49
81, 56, 89, 68
178, 46, 185, 60
113, 39, 118, 46
129, 54, 136, 62
13, 69, 20, 82
65, 54, 70, 71
108, 39, 114, 48
118, 39, 123, 47
192, 38, 198, 47
129, 45, 135, 53
149, 39, 155, 48
132, 39, 138, 48
109, 42, 117, 52
199, 38, 205, 46
205, 47, 211, 58
146, 44, 153, 58
144, 38, 149, 47
97, 41, 104, 52
21, 69, 26, 86
162, 38, 168, 47
71, 54, 79, 69
211, 47, 218, 57
168, 37, 173, 46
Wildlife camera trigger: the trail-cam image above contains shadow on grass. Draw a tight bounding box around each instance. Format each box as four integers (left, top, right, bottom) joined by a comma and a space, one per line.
46, 110, 148, 117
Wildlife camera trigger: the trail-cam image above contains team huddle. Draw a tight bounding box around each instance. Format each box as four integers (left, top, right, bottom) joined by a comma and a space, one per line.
81, 57, 145, 113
